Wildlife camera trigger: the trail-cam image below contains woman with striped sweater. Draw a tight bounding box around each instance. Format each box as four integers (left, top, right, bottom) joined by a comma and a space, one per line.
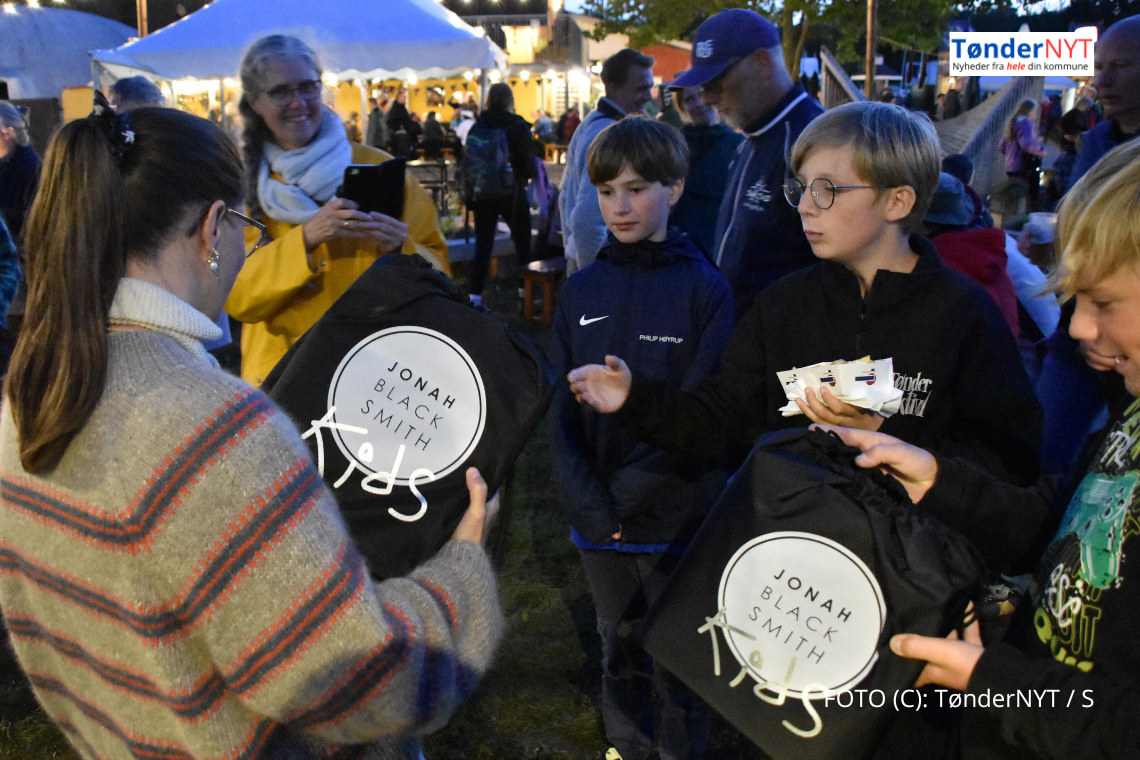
0, 96, 502, 760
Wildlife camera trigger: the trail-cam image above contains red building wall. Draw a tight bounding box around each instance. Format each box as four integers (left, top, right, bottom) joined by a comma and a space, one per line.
640, 44, 691, 83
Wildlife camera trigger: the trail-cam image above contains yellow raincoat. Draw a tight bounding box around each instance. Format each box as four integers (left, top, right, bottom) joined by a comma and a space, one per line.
226, 143, 448, 385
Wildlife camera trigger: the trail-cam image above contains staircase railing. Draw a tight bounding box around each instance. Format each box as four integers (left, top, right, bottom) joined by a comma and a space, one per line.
934, 76, 1044, 199
818, 46, 865, 109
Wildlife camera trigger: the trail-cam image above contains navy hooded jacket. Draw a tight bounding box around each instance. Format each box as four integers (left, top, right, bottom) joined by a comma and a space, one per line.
670, 123, 744, 256
712, 84, 823, 322
548, 229, 734, 547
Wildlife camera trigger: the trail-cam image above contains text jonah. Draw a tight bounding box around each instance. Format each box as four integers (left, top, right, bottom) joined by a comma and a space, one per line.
747, 568, 854, 665
359, 361, 458, 452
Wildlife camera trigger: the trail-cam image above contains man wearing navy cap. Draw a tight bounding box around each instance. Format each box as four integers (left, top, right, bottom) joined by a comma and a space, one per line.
671, 9, 822, 321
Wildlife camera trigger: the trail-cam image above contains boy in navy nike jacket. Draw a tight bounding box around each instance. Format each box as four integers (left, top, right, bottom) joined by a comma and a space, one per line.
549, 116, 733, 760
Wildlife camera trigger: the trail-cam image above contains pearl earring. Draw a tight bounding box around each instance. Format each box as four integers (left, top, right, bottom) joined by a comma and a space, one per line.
207, 248, 220, 279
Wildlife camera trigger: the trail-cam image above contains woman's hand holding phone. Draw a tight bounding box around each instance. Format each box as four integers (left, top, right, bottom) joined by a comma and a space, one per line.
302, 197, 382, 253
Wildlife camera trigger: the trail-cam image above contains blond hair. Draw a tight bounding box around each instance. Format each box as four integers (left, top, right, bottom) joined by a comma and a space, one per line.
1050, 140, 1140, 298
790, 101, 940, 234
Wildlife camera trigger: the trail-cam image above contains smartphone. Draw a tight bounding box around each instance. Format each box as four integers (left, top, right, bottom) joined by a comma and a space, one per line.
341, 158, 406, 219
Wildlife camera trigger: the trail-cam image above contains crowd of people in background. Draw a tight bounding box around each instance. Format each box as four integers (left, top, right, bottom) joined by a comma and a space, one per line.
0, 9, 1139, 760
344, 81, 594, 168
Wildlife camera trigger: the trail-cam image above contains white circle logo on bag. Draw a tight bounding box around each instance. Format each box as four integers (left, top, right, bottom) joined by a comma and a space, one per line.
327, 327, 486, 485
717, 532, 885, 699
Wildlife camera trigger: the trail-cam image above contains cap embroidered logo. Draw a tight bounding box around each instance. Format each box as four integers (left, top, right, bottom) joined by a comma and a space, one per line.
696, 40, 714, 58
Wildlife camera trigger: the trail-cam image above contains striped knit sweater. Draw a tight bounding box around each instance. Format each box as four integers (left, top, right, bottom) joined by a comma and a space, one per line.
0, 279, 503, 760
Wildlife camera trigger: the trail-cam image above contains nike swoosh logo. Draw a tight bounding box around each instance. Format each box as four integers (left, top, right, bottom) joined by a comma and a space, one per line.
580, 315, 609, 326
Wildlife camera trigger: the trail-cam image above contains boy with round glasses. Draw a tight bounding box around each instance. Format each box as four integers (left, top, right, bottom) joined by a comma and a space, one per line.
569, 101, 1042, 485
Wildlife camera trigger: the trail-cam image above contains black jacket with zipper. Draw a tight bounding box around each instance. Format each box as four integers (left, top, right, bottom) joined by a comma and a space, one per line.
616, 234, 1043, 485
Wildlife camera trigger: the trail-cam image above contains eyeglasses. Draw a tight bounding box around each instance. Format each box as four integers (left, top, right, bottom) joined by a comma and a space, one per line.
263, 79, 321, 107
782, 177, 877, 210
699, 57, 744, 96
226, 208, 270, 256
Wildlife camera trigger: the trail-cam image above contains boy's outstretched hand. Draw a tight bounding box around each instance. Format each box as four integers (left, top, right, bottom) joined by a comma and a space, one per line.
796, 386, 884, 431
811, 425, 939, 504
568, 356, 632, 413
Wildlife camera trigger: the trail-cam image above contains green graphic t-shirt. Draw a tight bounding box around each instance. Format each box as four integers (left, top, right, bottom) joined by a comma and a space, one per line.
1028, 397, 1140, 674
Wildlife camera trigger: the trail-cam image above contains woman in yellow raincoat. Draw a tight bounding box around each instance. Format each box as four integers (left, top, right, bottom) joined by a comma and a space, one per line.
227, 34, 448, 385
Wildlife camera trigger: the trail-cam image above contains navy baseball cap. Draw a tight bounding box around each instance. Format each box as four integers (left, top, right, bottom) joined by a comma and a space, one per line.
668, 10, 781, 88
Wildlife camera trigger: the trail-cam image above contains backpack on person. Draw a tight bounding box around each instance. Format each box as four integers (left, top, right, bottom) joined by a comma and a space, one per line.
461, 124, 514, 202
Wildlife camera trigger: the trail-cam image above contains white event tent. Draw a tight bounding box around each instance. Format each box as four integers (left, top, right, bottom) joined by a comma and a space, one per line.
1, 5, 133, 99
90, 0, 507, 83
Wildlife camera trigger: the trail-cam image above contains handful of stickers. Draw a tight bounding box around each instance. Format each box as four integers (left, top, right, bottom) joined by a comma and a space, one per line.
777, 357, 902, 417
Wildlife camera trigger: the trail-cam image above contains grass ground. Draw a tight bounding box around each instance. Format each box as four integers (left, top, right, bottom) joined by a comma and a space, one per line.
0, 270, 764, 760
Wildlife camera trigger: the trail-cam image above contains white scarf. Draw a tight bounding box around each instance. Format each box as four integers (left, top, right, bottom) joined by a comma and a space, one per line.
108, 278, 222, 367
258, 107, 354, 225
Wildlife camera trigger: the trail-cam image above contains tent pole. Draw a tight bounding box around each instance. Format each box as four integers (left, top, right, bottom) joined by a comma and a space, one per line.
135, 0, 149, 37
219, 79, 228, 131
865, 0, 877, 99
90, 60, 104, 97
359, 80, 368, 134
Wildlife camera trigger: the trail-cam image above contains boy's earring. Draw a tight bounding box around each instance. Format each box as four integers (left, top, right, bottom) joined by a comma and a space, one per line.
208, 248, 220, 279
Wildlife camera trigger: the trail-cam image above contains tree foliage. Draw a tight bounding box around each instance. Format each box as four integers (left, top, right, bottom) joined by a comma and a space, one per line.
965, 0, 1140, 31
820, 0, 957, 63
577, 0, 1081, 77
578, 0, 826, 77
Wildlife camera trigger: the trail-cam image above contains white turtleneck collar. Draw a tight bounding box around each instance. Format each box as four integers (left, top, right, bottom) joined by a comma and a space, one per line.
108, 277, 222, 367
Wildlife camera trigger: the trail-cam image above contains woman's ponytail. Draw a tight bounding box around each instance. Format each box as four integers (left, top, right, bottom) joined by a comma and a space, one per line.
6, 118, 126, 472
5, 106, 242, 473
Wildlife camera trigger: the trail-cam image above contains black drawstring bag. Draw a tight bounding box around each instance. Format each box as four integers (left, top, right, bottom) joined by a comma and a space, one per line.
641, 428, 986, 760
263, 254, 556, 579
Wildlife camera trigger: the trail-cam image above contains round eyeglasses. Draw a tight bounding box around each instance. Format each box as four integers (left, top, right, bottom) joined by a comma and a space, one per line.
782, 177, 876, 210
264, 79, 321, 107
